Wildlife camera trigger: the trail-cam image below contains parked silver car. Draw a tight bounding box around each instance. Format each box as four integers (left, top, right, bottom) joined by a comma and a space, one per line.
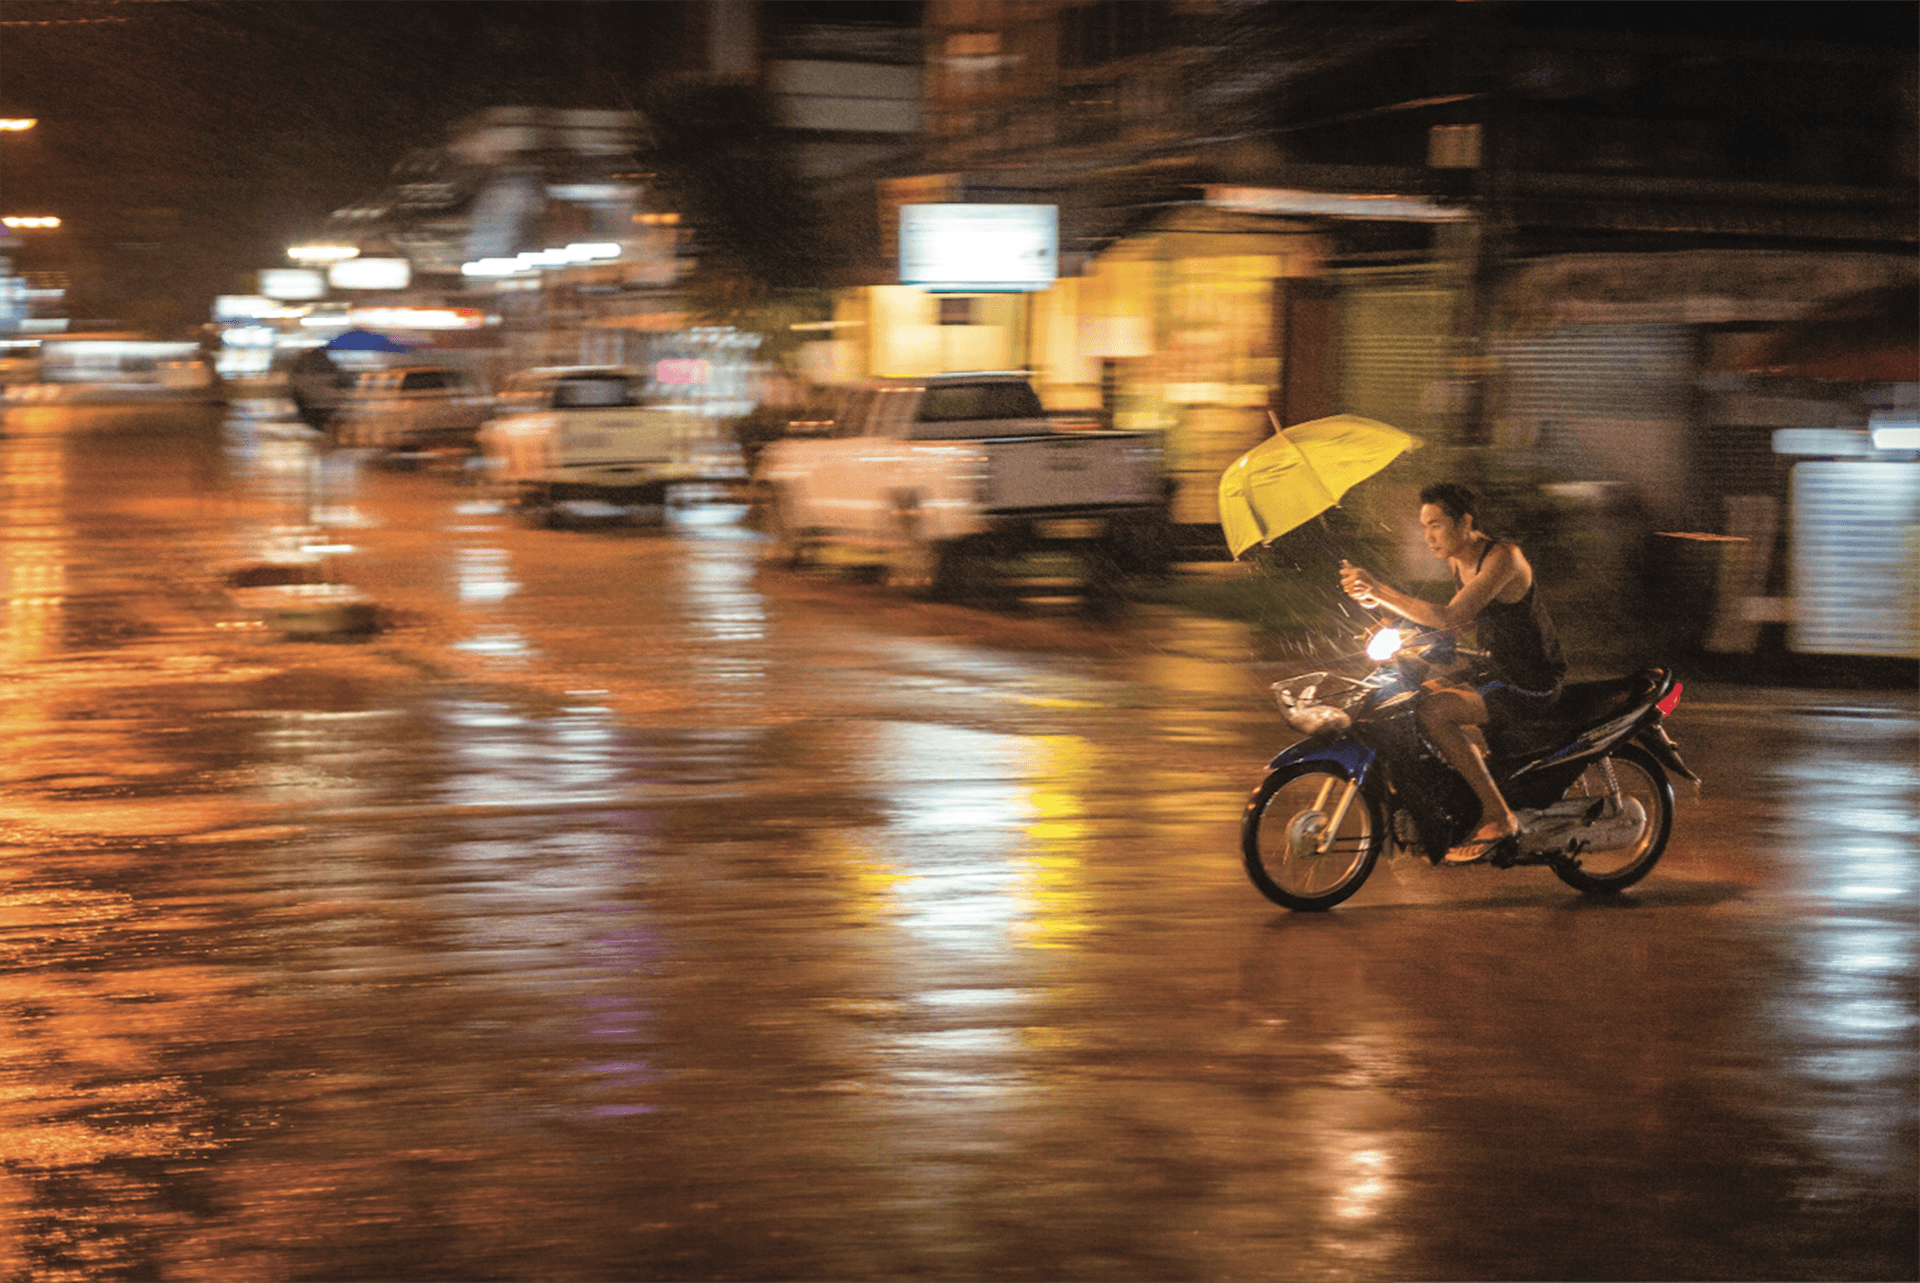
331, 365, 492, 454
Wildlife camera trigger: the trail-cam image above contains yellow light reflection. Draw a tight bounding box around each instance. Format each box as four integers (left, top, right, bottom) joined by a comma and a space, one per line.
0, 426, 71, 666
796, 725, 1107, 953
836, 836, 911, 927
1014, 734, 1099, 949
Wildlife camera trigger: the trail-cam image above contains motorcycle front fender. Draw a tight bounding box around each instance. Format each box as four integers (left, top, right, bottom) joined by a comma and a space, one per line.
1267, 734, 1379, 783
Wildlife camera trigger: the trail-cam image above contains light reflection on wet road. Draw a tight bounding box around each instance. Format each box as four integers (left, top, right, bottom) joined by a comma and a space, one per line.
0, 403, 1912, 1280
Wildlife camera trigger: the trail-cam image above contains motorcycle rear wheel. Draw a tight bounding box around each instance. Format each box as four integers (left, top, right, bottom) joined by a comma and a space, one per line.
1549, 742, 1673, 894
1242, 765, 1385, 911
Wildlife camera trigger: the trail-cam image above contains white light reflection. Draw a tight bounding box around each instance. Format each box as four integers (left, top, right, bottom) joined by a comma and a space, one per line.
829, 724, 1103, 953
1818, 837, 1915, 905
452, 630, 532, 663
857, 724, 1032, 947
438, 697, 632, 808
1798, 921, 1917, 1045
1766, 914, 1918, 1186
681, 544, 767, 691
454, 545, 517, 603
445, 539, 531, 661
1332, 1147, 1395, 1221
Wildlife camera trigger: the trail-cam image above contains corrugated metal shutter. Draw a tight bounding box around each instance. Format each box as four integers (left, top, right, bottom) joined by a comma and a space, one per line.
1491, 324, 1695, 521
1790, 461, 1920, 657
1336, 268, 1461, 440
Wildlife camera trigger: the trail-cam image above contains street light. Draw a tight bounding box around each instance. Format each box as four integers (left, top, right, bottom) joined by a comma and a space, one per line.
2, 216, 60, 229
0, 119, 37, 132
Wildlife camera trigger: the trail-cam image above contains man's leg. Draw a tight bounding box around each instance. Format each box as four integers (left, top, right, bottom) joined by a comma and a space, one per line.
1420, 688, 1520, 846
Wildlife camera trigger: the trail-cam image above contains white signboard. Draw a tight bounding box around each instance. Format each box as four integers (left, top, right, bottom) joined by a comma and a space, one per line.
899, 204, 1057, 293
216, 294, 278, 320
328, 257, 412, 290
258, 269, 325, 300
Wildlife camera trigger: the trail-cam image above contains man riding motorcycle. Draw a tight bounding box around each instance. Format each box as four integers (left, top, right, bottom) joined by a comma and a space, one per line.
1337, 482, 1566, 863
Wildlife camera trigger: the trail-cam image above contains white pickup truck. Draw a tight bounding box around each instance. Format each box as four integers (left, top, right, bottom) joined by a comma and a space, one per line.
751, 372, 1170, 600
478, 366, 739, 525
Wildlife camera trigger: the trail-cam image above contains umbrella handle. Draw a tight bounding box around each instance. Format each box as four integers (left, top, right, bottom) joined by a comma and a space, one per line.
1338, 559, 1384, 612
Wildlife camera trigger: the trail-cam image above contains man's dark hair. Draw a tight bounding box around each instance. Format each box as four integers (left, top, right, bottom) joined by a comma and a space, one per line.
1419, 482, 1478, 524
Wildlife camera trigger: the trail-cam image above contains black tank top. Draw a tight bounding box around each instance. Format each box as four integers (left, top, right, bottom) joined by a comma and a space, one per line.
1461, 541, 1567, 694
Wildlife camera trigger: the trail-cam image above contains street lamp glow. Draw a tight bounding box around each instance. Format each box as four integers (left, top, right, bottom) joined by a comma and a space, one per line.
0, 119, 37, 132
3, 216, 60, 229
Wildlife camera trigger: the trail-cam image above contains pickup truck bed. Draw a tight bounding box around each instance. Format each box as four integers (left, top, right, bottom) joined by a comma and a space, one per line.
753, 373, 1171, 602
974, 430, 1158, 515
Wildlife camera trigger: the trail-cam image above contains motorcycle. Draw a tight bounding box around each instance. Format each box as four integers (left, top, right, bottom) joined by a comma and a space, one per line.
1242, 624, 1701, 911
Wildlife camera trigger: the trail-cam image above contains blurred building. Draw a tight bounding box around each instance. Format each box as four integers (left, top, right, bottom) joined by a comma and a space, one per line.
208, 1, 1916, 655
228, 9, 932, 413
809, 0, 1915, 655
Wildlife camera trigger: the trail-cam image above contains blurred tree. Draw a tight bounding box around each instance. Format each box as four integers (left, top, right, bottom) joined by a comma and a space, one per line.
639, 78, 834, 337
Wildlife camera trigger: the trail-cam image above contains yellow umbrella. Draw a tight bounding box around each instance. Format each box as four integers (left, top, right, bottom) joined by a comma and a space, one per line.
1218, 413, 1422, 558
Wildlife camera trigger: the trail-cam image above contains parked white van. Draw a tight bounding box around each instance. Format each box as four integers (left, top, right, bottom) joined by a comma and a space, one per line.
477, 366, 739, 524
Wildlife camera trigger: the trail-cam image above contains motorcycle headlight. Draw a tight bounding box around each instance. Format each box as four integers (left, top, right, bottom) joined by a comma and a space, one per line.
1366, 627, 1405, 663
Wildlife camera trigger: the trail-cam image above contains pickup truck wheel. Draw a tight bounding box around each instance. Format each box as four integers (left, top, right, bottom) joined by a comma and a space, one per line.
888, 509, 956, 601
515, 484, 558, 529
1112, 509, 1176, 578
622, 484, 671, 527
944, 536, 1004, 605
757, 487, 810, 569
1081, 540, 1128, 618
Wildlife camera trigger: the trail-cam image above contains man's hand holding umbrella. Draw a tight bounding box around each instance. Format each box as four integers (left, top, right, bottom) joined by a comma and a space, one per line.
1338, 559, 1384, 609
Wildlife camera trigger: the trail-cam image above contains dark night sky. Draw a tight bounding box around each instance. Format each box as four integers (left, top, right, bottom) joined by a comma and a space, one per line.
1, 1, 696, 331
2, 1, 1912, 334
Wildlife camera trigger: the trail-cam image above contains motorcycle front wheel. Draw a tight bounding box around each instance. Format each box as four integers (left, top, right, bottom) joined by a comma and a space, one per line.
1549, 742, 1673, 894
1242, 765, 1386, 911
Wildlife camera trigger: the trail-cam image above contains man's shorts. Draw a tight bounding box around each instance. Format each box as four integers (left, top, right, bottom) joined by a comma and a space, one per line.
1477, 678, 1563, 724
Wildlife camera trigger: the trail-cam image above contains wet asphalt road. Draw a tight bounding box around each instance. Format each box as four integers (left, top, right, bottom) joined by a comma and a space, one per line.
0, 401, 1913, 1281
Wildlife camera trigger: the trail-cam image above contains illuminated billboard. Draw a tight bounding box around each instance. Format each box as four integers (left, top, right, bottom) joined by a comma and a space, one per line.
899, 204, 1057, 293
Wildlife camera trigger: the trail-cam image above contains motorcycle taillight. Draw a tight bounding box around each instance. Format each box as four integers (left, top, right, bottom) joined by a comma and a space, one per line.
1657, 681, 1684, 717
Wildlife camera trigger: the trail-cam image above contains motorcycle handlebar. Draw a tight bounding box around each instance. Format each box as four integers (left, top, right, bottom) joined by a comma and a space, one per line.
1388, 630, 1488, 666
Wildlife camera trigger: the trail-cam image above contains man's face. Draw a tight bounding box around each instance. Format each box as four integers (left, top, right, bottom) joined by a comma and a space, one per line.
1419, 503, 1471, 560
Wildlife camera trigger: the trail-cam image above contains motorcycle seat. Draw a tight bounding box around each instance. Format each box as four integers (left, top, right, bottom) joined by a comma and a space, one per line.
1490, 668, 1667, 756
